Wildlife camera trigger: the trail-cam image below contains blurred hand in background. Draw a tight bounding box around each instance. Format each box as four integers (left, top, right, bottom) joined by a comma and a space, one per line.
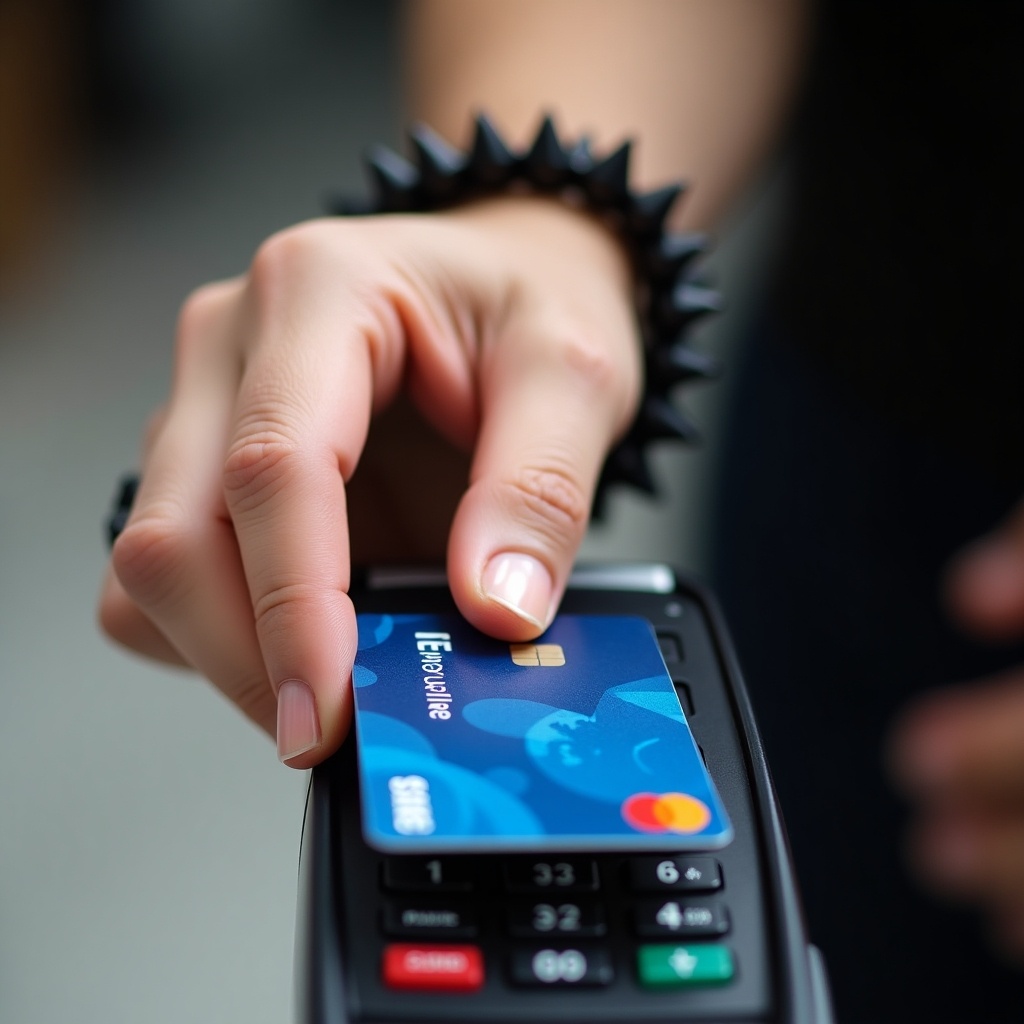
892, 499, 1024, 959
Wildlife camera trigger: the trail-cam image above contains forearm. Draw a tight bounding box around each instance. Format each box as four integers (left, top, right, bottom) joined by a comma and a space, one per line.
404, 0, 809, 230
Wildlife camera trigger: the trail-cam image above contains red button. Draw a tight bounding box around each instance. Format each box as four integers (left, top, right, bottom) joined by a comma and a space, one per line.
382, 943, 484, 992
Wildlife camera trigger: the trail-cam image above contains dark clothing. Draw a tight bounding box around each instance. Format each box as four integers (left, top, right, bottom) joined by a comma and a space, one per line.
713, 329, 1024, 1023
774, 1, 1023, 489
710, 3, 1024, 1021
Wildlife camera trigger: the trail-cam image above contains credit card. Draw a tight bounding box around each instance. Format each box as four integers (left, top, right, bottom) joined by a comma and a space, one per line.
352, 613, 733, 853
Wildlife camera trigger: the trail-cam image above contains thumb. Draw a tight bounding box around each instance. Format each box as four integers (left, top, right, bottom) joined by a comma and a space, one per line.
445, 304, 639, 640
434, 196, 640, 640
945, 500, 1024, 642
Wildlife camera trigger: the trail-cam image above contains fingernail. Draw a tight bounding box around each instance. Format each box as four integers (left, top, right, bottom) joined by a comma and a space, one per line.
276, 679, 321, 763
481, 552, 553, 628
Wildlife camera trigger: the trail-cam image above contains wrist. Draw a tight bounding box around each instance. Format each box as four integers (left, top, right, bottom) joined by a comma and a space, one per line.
446, 193, 634, 299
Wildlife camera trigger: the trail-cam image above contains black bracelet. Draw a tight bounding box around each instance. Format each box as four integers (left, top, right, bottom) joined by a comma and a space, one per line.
330, 113, 719, 512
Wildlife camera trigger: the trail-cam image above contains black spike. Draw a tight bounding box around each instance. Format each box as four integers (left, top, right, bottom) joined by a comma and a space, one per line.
600, 441, 657, 495
634, 395, 702, 444
583, 141, 631, 205
323, 191, 374, 217
366, 146, 420, 210
467, 114, 516, 185
524, 115, 569, 187
654, 282, 722, 334
675, 282, 722, 313
410, 124, 465, 203
649, 342, 720, 389
567, 136, 595, 175
643, 232, 707, 280
628, 184, 683, 236
106, 473, 140, 546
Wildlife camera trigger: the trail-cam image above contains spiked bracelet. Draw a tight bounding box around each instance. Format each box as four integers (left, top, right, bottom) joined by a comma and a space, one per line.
330, 114, 719, 510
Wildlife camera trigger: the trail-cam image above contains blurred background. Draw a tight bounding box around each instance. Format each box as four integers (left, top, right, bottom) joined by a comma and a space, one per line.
0, 2, 777, 1021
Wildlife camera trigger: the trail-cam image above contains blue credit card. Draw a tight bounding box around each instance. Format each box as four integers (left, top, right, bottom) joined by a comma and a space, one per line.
352, 613, 733, 853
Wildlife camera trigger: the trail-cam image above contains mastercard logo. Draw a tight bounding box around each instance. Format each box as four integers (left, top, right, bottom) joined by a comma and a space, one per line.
621, 792, 712, 834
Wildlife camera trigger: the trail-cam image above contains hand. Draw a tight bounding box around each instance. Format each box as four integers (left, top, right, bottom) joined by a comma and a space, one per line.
98, 197, 640, 766
889, 499, 1024, 959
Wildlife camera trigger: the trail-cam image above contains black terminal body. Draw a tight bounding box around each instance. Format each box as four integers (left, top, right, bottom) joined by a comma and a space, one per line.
295, 564, 834, 1023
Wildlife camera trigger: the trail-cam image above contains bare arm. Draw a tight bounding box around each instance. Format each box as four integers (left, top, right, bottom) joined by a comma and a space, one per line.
406, 0, 809, 229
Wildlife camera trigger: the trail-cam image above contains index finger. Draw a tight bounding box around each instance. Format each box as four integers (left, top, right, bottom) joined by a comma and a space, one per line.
224, 226, 410, 766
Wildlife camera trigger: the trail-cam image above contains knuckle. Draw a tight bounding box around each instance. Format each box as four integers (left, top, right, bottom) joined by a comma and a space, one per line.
247, 222, 335, 309
111, 511, 191, 608
178, 281, 227, 332
174, 282, 232, 364
142, 405, 168, 458
222, 434, 306, 512
250, 227, 304, 290
543, 328, 641, 431
499, 463, 590, 543
97, 589, 132, 646
251, 580, 319, 644
247, 220, 394, 322
549, 331, 622, 396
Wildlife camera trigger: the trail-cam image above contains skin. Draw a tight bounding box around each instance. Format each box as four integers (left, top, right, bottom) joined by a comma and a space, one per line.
405, 0, 808, 229
99, 0, 808, 762
100, 198, 641, 754
888, 500, 1024, 961
97, 0, 1024, 963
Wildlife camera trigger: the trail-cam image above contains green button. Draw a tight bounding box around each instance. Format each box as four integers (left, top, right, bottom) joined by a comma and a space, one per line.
637, 943, 735, 988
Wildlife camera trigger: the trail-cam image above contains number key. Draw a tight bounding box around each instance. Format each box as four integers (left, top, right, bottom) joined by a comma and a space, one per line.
507, 900, 606, 938
509, 947, 613, 987
504, 858, 599, 893
634, 899, 729, 938
628, 856, 722, 893
382, 857, 475, 893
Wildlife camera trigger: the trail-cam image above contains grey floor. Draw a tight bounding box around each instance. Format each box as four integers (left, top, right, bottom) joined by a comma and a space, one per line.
0, 7, 777, 1022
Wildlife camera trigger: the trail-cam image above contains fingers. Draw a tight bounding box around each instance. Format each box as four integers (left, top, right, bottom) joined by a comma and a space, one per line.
946, 499, 1024, 641
910, 804, 1024, 962
891, 670, 1024, 961
991, 902, 1024, 963
108, 281, 281, 735
890, 669, 1024, 805
100, 403, 188, 668
221, 224, 411, 765
911, 807, 1024, 906
443, 208, 640, 637
103, 204, 642, 768
108, 224, 421, 764
916, 499, 1024, 956
98, 567, 191, 668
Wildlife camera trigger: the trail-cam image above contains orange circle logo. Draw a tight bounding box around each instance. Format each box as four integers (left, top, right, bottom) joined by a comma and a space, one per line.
621, 792, 712, 834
